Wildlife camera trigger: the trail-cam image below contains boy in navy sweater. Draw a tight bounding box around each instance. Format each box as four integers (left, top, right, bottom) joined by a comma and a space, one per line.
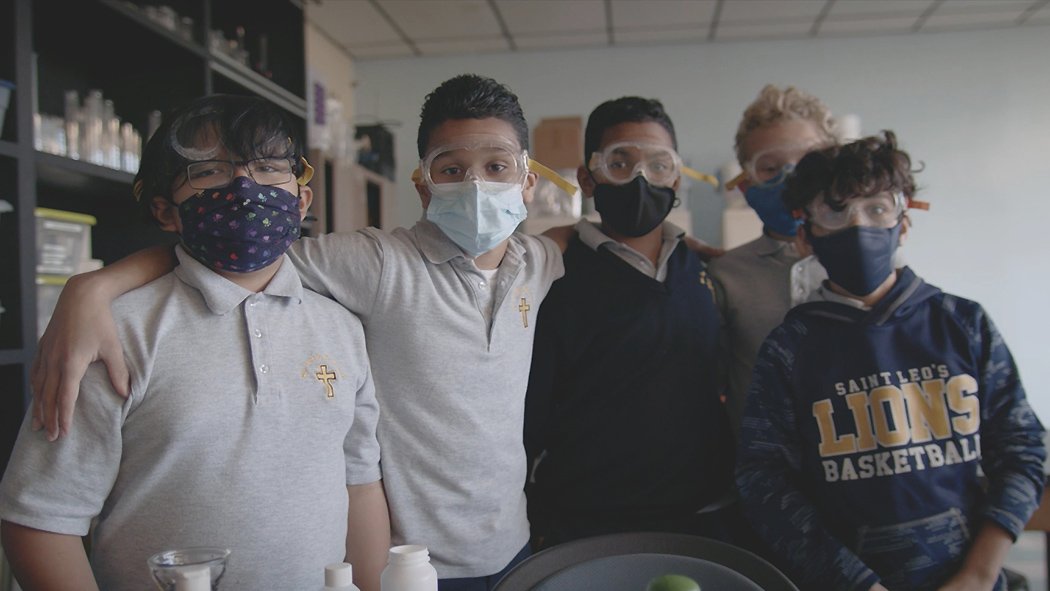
736, 131, 1045, 591
525, 97, 735, 547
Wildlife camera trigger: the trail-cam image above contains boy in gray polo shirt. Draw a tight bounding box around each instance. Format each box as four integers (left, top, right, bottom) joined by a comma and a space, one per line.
29, 76, 567, 590
0, 96, 388, 591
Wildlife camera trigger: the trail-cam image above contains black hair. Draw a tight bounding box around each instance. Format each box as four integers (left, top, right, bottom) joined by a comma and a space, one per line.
416, 74, 529, 158
134, 94, 305, 223
783, 130, 919, 213
583, 97, 677, 161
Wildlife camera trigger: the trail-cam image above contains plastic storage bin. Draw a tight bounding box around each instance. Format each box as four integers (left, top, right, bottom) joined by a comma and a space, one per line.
35, 207, 97, 275
36, 274, 68, 339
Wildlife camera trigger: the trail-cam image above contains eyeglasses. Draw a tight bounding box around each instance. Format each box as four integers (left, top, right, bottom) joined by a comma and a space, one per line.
184, 157, 296, 190
807, 192, 906, 232
588, 142, 683, 188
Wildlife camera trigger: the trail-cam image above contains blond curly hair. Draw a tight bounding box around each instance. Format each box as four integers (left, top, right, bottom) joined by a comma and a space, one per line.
734, 84, 836, 165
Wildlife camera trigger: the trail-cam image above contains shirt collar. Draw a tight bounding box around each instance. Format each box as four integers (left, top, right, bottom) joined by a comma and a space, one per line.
410, 219, 526, 266
174, 246, 304, 315
574, 219, 685, 252
753, 233, 799, 257
810, 281, 871, 310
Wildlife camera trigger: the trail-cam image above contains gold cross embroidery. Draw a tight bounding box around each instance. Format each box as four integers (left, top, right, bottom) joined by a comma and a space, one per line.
316, 365, 337, 399
518, 297, 531, 328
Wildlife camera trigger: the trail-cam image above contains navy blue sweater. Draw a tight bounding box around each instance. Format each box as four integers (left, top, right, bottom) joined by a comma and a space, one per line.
525, 235, 733, 537
736, 267, 1046, 591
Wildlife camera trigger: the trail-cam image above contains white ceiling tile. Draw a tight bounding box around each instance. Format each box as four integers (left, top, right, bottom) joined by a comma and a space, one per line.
415, 37, 511, 56
349, 43, 417, 59
615, 26, 707, 43
514, 32, 609, 50
496, 0, 606, 35
719, 0, 826, 24
715, 19, 814, 40
826, 0, 933, 17
819, 15, 919, 35
922, 11, 1020, 28
611, 0, 717, 28
306, 0, 402, 46
377, 0, 503, 40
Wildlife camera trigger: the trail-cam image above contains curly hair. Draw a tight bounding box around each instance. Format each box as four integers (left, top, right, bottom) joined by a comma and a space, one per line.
583, 96, 677, 161
416, 74, 529, 158
734, 84, 836, 165
783, 130, 919, 213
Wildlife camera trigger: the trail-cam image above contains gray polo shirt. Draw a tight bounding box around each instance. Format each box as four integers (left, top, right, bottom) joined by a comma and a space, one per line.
287, 221, 564, 578
575, 219, 684, 282
0, 248, 381, 591
706, 234, 826, 437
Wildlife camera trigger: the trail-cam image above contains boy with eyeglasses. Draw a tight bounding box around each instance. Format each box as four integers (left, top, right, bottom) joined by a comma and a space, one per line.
524, 97, 735, 547
0, 95, 389, 591
735, 131, 1045, 591
27, 75, 571, 591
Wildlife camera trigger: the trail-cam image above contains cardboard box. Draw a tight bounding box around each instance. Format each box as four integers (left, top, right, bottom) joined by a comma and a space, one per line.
532, 116, 583, 170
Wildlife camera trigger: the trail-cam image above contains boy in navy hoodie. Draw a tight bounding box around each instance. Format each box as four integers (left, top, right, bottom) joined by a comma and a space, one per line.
736, 131, 1045, 591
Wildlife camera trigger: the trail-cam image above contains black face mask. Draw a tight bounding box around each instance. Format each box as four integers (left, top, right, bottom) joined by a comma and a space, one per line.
592, 175, 677, 237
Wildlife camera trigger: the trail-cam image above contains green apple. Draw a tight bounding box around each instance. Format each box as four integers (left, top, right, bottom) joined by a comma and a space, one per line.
646, 574, 700, 591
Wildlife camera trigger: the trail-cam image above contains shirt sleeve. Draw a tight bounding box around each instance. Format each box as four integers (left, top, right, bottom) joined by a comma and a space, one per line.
529, 234, 566, 290
966, 301, 1047, 538
0, 363, 127, 536
736, 322, 881, 591
286, 230, 386, 318
344, 363, 382, 487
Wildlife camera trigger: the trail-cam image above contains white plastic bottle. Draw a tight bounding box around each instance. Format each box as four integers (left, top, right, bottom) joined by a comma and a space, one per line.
323, 562, 360, 591
380, 545, 438, 591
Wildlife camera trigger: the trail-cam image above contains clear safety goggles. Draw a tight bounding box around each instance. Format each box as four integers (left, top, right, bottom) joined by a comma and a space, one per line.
806, 192, 907, 232
412, 134, 577, 196
726, 141, 826, 190
587, 142, 718, 189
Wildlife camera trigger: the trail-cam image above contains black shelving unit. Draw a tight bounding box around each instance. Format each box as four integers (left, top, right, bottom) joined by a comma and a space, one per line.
0, 0, 306, 476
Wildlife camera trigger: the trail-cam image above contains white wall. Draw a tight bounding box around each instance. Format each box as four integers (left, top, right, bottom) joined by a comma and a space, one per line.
354, 26, 1050, 421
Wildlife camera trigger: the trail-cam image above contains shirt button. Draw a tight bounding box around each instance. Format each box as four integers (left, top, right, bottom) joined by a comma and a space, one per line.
253, 329, 262, 338
259, 364, 269, 374
248, 301, 258, 307
479, 281, 486, 287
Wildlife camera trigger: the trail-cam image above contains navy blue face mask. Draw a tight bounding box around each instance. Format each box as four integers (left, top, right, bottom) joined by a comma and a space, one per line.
743, 172, 802, 237
808, 222, 902, 297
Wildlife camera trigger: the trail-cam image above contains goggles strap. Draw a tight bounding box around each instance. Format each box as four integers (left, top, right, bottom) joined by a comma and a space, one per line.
297, 157, 315, 186
908, 198, 931, 211
725, 171, 748, 191
682, 166, 719, 188
528, 158, 577, 196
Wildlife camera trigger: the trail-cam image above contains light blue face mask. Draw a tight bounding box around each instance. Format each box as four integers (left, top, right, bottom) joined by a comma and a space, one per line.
426, 181, 528, 257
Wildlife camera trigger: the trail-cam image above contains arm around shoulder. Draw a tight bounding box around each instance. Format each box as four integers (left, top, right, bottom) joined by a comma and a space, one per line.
31, 245, 176, 440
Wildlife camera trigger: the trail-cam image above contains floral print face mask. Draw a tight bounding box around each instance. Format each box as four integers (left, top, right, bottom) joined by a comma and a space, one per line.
178, 176, 301, 273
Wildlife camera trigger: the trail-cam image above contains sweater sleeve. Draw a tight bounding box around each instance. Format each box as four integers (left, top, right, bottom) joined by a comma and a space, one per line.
963, 300, 1047, 538
736, 322, 881, 591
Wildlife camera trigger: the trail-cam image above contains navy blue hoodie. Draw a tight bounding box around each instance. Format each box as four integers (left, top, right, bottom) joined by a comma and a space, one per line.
736, 267, 1045, 591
